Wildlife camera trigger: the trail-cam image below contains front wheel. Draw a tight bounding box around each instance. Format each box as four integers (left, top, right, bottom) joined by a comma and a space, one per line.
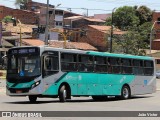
121, 85, 130, 100
59, 85, 67, 102
28, 95, 37, 103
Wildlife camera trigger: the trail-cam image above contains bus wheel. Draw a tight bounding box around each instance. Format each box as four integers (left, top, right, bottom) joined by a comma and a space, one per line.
28, 95, 37, 103
121, 85, 130, 100
59, 85, 67, 102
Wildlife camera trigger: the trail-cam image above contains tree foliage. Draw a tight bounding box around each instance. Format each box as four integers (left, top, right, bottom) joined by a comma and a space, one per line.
106, 5, 153, 55
113, 31, 147, 55
113, 6, 140, 31
15, 0, 28, 10
136, 6, 152, 25
2, 16, 13, 23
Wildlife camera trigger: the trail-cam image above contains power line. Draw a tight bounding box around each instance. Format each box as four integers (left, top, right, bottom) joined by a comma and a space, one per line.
88, 0, 160, 6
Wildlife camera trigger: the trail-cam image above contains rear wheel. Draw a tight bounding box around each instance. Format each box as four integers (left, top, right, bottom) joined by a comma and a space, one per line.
121, 85, 130, 100
28, 95, 37, 103
59, 85, 68, 102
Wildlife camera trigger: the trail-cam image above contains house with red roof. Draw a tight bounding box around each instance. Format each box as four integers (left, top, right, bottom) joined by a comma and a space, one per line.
79, 25, 125, 51
21, 39, 97, 51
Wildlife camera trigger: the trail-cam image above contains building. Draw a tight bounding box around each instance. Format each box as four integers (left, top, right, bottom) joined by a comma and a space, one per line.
49, 41, 98, 51
20, 39, 97, 51
0, 5, 38, 24
38, 6, 64, 41
39, 7, 63, 28
93, 13, 111, 21
26, 0, 54, 12
64, 16, 105, 29
152, 12, 160, 39
79, 25, 124, 51
152, 39, 160, 50
0, 5, 13, 20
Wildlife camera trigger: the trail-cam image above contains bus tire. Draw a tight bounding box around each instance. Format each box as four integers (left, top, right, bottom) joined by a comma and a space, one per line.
28, 95, 37, 103
59, 85, 67, 102
121, 85, 130, 100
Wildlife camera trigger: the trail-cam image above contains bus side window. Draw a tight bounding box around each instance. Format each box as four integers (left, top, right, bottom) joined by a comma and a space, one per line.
121, 59, 132, 74
133, 60, 143, 75
107, 58, 112, 73
61, 53, 77, 71
144, 60, 154, 75
108, 57, 121, 74
78, 55, 93, 72
94, 56, 107, 73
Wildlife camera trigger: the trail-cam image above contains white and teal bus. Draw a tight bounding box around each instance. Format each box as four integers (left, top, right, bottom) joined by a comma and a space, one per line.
6, 46, 156, 102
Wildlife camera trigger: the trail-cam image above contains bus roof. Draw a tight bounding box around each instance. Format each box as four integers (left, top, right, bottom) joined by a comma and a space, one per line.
9, 46, 153, 60
87, 51, 153, 60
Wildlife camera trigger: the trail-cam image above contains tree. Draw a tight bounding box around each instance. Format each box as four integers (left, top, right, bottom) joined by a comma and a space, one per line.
105, 5, 152, 30
113, 31, 147, 55
112, 6, 140, 31
136, 6, 152, 25
105, 5, 153, 55
15, 0, 28, 10
2, 16, 12, 23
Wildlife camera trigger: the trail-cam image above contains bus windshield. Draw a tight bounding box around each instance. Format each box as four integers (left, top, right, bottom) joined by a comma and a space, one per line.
7, 55, 41, 78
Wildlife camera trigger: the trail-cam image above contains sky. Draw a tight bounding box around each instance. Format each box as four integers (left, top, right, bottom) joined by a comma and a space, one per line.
1, 0, 160, 16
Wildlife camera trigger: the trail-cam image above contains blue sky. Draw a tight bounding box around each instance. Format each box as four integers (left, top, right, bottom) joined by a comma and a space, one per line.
1, 0, 160, 15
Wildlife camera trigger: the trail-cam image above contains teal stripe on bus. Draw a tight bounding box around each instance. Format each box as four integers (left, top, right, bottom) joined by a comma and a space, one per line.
43, 72, 135, 96
86, 51, 153, 60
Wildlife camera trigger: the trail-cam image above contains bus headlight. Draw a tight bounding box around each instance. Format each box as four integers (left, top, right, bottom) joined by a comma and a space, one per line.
31, 81, 41, 89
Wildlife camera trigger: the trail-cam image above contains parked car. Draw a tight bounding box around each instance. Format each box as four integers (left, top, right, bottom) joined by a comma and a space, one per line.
156, 70, 160, 79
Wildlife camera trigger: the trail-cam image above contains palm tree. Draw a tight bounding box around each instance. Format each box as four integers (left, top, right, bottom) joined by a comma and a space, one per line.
15, 0, 29, 10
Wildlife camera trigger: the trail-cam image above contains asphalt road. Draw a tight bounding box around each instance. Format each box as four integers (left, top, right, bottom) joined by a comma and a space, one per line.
0, 79, 160, 120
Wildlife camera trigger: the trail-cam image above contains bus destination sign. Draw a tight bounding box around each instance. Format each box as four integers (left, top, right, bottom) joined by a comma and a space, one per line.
8, 47, 39, 55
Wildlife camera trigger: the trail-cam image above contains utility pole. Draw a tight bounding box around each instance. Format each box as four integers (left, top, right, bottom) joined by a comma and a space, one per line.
110, 7, 116, 53
81, 8, 88, 17
17, 19, 22, 46
45, 0, 49, 45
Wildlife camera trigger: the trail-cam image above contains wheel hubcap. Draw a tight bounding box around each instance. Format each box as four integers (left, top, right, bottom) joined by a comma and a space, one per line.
123, 87, 129, 98
63, 90, 67, 98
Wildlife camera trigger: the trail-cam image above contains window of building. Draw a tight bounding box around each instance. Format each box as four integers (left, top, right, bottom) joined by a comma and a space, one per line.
156, 59, 160, 64
55, 21, 63, 26
157, 17, 160, 24
55, 10, 63, 15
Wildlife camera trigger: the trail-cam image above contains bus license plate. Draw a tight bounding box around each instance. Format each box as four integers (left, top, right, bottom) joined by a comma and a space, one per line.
16, 90, 22, 93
